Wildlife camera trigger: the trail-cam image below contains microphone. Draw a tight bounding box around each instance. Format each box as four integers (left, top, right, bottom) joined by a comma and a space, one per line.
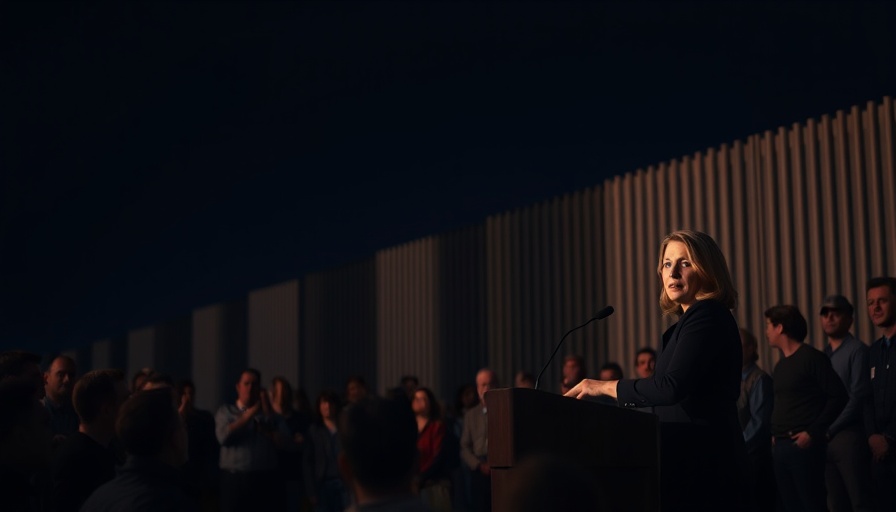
534, 306, 614, 391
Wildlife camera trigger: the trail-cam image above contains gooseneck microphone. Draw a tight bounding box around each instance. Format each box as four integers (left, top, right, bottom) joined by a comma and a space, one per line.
534, 305, 614, 391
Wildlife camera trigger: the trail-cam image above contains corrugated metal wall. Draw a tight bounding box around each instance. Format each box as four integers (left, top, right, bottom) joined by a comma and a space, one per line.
601, 98, 896, 374
91, 336, 126, 373
64, 96, 896, 402
376, 237, 441, 396
248, 280, 300, 390
486, 189, 608, 392
303, 260, 377, 401
91, 339, 113, 370
192, 300, 248, 412
59, 347, 92, 375
154, 315, 192, 382
437, 224, 488, 403
124, 317, 192, 385
127, 326, 155, 383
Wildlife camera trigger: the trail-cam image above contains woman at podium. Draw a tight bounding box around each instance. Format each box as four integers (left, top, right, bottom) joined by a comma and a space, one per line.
564, 230, 747, 511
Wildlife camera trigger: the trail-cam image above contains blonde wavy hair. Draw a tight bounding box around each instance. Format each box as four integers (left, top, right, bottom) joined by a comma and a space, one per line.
657, 230, 737, 316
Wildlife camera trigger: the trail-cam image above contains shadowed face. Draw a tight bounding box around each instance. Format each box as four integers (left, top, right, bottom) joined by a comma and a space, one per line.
476, 370, 497, 404
346, 381, 366, 404
635, 352, 655, 379
411, 390, 429, 416
236, 371, 260, 407
44, 357, 77, 403
867, 286, 896, 330
319, 399, 335, 420
765, 318, 785, 349
599, 368, 621, 381
820, 309, 852, 338
562, 359, 582, 381
181, 384, 194, 406
270, 380, 283, 406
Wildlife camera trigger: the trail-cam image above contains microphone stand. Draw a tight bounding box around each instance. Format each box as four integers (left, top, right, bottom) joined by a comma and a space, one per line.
534, 306, 614, 391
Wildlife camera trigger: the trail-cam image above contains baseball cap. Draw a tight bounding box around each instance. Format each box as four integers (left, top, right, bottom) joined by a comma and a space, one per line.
820, 295, 854, 316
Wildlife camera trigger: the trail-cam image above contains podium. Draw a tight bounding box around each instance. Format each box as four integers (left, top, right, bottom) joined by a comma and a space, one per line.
486, 388, 659, 512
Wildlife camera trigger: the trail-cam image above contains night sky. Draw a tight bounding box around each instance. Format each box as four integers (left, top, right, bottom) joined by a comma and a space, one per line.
2, 1, 894, 354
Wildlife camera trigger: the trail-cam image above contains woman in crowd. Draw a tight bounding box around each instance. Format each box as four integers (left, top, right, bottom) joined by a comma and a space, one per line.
412, 386, 453, 512
564, 230, 747, 511
303, 391, 346, 512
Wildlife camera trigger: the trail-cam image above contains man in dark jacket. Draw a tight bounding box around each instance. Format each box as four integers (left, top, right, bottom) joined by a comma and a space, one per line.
51, 369, 128, 512
81, 387, 192, 511
339, 396, 430, 512
0, 377, 51, 512
864, 277, 896, 512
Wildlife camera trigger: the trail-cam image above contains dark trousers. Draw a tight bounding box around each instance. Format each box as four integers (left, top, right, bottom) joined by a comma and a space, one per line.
220, 469, 285, 512
470, 469, 491, 512
658, 423, 748, 512
314, 478, 347, 512
745, 446, 776, 512
825, 428, 874, 512
871, 456, 896, 512
773, 438, 827, 512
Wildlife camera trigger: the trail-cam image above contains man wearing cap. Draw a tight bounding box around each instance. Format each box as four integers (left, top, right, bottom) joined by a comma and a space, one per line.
820, 295, 873, 512
864, 277, 896, 512
460, 368, 498, 512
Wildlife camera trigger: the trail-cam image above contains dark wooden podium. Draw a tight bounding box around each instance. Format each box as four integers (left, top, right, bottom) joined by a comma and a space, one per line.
486, 387, 659, 512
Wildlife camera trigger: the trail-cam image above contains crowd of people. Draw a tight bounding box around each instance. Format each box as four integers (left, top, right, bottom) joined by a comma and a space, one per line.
1, 233, 894, 512
0, 345, 514, 512
732, 281, 896, 512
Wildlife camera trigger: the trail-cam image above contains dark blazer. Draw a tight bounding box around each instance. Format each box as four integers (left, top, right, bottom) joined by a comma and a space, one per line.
79, 456, 192, 512
302, 423, 340, 500
865, 336, 896, 442
616, 298, 747, 512
617, 298, 742, 424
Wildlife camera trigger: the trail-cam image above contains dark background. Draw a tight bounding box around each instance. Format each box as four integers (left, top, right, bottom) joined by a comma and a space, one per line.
2, 1, 894, 354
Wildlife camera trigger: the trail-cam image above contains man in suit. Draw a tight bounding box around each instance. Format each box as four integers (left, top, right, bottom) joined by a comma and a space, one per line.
460, 368, 498, 512
864, 277, 896, 512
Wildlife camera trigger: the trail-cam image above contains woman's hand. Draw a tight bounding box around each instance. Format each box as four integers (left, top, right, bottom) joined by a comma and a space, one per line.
869, 434, 890, 461
563, 379, 618, 400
